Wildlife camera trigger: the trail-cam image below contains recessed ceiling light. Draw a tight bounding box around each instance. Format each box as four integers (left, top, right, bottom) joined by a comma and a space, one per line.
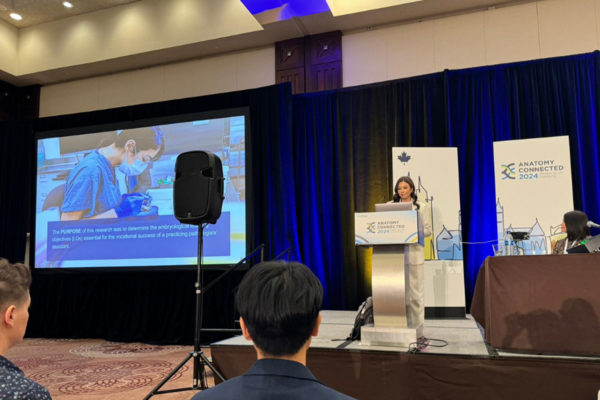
62, 1, 73, 8
10, 13, 22, 20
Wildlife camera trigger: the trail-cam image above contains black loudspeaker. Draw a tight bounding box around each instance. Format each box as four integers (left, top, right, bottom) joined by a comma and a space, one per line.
174, 151, 225, 225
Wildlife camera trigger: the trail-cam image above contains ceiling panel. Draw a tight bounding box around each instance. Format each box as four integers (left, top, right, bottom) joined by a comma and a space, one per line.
302, 0, 530, 34
0, 0, 145, 28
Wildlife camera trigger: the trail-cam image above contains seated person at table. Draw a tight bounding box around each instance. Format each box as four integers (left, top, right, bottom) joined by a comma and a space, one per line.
0, 259, 52, 399
192, 261, 355, 400
553, 211, 592, 254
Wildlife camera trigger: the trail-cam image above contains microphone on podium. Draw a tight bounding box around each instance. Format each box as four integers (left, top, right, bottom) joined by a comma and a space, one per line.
587, 221, 600, 229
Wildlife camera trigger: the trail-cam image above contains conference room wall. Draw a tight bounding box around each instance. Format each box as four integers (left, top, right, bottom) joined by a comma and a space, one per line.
17, 0, 263, 77
343, 0, 600, 86
39, 47, 275, 117
40, 0, 600, 117
0, 19, 17, 77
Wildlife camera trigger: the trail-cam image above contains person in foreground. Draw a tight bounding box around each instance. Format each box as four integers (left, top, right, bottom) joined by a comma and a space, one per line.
192, 261, 355, 400
553, 210, 593, 254
0, 259, 52, 400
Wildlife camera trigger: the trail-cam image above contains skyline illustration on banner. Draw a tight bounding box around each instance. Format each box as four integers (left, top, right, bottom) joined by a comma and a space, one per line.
496, 198, 565, 255
402, 171, 463, 261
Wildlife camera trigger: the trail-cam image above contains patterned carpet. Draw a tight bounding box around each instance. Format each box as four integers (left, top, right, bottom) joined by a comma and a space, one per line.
7, 339, 216, 400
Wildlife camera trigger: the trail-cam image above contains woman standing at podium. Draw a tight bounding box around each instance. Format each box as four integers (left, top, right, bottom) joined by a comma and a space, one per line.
391, 176, 432, 337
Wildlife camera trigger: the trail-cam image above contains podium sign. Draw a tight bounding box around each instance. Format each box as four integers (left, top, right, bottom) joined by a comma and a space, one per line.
355, 211, 419, 245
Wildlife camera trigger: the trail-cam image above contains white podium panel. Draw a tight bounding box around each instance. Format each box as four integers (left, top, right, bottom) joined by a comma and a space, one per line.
355, 210, 420, 245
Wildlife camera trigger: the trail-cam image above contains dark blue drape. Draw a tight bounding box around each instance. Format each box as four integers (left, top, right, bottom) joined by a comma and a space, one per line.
503, 53, 600, 222
3, 52, 600, 340
446, 67, 501, 308
292, 75, 447, 309
0, 121, 33, 265
446, 53, 600, 304
294, 52, 600, 310
1, 84, 302, 344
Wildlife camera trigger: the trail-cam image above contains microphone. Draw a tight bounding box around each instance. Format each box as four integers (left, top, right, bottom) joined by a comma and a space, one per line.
587, 221, 600, 229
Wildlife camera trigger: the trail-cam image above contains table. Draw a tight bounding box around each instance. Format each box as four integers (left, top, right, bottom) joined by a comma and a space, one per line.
471, 254, 600, 356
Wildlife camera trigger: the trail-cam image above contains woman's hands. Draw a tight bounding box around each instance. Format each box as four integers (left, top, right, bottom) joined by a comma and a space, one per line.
115, 193, 151, 218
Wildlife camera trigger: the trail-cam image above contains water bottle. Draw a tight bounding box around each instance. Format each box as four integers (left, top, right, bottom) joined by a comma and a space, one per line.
504, 232, 513, 256
37, 141, 45, 168
511, 235, 516, 255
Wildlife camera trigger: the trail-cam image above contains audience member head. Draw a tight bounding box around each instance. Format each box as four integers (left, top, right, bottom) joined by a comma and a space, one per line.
561, 210, 590, 243
0, 259, 32, 354
235, 261, 323, 361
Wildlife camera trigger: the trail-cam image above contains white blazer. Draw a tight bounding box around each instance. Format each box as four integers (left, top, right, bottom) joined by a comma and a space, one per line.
408, 201, 432, 265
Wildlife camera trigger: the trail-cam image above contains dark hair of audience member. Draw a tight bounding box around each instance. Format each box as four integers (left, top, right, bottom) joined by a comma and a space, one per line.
236, 261, 323, 357
0, 259, 31, 309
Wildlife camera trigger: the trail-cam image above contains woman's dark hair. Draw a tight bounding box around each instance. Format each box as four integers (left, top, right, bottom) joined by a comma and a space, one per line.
236, 261, 323, 357
392, 176, 419, 210
563, 210, 590, 243
100, 126, 165, 161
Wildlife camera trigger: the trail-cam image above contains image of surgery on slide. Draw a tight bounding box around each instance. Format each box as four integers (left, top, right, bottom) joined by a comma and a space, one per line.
34, 116, 246, 268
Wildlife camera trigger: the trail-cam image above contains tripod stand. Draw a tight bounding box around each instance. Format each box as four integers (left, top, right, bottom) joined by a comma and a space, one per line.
144, 225, 225, 399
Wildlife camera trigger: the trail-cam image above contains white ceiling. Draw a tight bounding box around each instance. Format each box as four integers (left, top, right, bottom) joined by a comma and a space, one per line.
0, 0, 145, 28
1, 0, 533, 87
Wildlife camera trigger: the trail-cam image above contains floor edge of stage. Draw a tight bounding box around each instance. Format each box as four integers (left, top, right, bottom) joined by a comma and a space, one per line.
209, 311, 600, 400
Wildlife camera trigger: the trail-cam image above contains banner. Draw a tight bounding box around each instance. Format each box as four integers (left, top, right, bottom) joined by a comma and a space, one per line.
493, 136, 574, 254
392, 148, 465, 313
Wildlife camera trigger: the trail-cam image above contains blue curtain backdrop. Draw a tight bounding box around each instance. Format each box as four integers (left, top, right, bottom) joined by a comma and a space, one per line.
2, 85, 303, 344
292, 52, 600, 310
292, 75, 447, 309
448, 52, 600, 305
0, 121, 33, 266
3, 52, 600, 335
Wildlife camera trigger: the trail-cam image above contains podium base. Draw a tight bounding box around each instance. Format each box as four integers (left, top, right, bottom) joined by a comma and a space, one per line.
361, 324, 423, 347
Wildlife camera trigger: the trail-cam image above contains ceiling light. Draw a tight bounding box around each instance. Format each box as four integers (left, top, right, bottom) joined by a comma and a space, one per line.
62, 1, 73, 8
9, 13, 22, 20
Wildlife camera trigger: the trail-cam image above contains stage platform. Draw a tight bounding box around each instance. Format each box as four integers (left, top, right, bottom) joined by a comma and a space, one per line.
210, 311, 600, 400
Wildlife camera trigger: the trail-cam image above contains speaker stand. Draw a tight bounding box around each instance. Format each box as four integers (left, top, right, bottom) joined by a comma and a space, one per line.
143, 225, 225, 399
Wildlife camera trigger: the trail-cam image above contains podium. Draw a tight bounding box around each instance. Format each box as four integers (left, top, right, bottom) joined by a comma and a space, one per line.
355, 205, 424, 347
